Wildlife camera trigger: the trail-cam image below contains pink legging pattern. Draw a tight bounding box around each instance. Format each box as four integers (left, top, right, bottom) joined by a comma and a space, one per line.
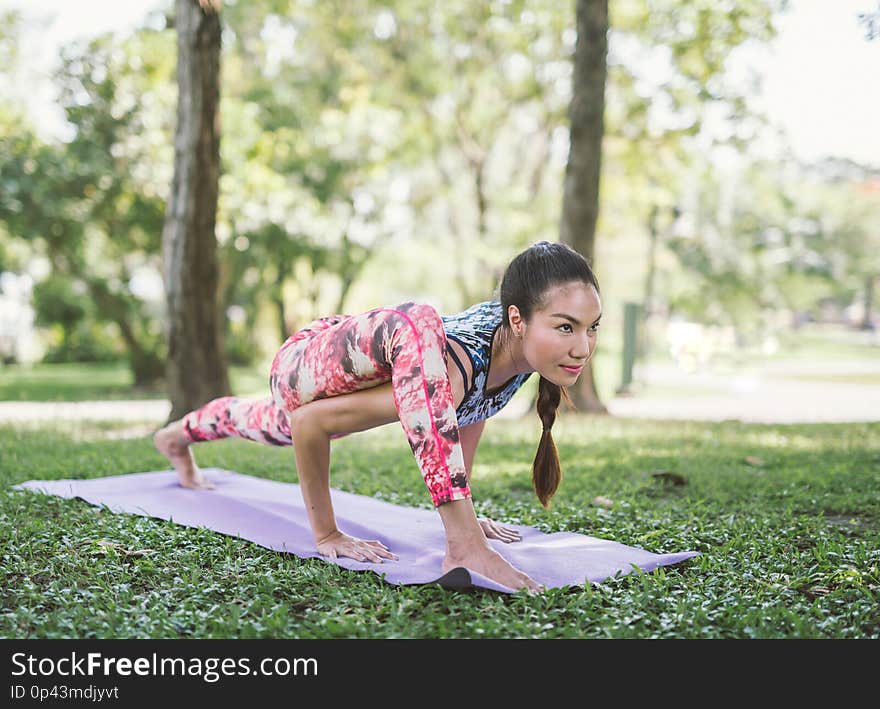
181, 302, 470, 506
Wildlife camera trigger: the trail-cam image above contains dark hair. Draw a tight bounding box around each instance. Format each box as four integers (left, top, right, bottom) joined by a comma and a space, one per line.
496, 240, 600, 508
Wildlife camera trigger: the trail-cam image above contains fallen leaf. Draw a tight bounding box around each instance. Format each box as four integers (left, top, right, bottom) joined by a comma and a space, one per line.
744, 456, 764, 466
592, 495, 614, 509
91, 540, 119, 556
85, 540, 154, 557
651, 470, 688, 486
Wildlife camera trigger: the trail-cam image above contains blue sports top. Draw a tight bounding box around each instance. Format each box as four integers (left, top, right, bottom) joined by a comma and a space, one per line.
441, 300, 533, 427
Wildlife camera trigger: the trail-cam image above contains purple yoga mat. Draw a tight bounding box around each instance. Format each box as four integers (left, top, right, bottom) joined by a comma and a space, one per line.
14, 469, 699, 593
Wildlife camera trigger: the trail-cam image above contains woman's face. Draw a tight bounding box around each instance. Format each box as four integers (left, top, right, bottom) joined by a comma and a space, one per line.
513, 281, 602, 386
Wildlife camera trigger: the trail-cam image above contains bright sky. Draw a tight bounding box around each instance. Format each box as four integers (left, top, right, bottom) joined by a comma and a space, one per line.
3, 0, 880, 166
746, 0, 880, 165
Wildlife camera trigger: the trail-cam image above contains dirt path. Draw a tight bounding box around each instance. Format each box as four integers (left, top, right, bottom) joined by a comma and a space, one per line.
0, 359, 877, 425
606, 358, 880, 423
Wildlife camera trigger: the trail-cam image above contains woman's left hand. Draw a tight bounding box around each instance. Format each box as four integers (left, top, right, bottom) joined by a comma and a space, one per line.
478, 518, 522, 543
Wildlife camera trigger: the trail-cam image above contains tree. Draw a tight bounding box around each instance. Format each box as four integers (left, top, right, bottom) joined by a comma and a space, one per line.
659, 155, 880, 341
216, 2, 412, 339
0, 14, 171, 381
162, 0, 230, 420
0, 43, 169, 381
561, 0, 609, 413
364, 0, 574, 307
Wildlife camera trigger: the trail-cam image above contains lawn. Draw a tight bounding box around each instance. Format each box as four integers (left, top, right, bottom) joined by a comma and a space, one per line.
0, 362, 271, 402
1, 414, 877, 639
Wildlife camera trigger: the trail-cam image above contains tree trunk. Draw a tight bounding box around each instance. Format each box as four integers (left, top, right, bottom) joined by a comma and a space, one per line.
560, 0, 609, 414
162, 0, 230, 421
273, 263, 289, 344
84, 278, 164, 387
335, 271, 356, 316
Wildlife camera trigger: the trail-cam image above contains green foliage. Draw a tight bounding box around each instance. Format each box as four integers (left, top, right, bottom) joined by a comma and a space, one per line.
41, 323, 123, 365
0, 28, 170, 379
32, 277, 88, 332
28, 276, 119, 363
660, 156, 880, 331
609, 0, 782, 150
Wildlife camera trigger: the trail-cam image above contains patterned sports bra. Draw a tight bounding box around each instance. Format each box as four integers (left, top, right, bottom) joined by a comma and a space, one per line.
441, 300, 533, 427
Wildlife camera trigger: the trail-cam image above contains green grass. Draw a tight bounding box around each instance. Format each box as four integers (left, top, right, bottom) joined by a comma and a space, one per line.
1, 416, 878, 639
0, 362, 271, 401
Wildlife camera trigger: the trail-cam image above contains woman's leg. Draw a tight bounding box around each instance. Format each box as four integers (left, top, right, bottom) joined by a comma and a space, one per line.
271, 301, 470, 507
154, 396, 292, 489
177, 313, 359, 448
155, 315, 353, 487
180, 396, 292, 446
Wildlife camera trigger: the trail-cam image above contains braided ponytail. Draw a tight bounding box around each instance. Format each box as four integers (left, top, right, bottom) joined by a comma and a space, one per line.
497, 240, 598, 508
533, 375, 574, 507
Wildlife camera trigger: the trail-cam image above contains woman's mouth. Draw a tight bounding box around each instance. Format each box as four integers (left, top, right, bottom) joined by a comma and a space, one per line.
560, 364, 583, 375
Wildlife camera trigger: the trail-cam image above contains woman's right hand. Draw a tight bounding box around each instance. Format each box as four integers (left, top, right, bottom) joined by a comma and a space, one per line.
315, 530, 399, 564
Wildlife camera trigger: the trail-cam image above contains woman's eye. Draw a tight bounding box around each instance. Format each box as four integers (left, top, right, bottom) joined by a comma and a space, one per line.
590, 323, 601, 332
558, 324, 572, 333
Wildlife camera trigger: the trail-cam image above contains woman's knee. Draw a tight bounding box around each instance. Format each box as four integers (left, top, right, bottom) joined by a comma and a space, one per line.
287, 405, 320, 438
391, 302, 445, 335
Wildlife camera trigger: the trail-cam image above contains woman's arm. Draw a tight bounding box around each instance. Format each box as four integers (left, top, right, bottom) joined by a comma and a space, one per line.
288, 413, 335, 542
288, 384, 400, 562
459, 419, 485, 482
456, 418, 521, 543
286, 359, 470, 560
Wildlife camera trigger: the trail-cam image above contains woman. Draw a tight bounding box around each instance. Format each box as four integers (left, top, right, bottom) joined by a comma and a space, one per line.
155, 240, 602, 592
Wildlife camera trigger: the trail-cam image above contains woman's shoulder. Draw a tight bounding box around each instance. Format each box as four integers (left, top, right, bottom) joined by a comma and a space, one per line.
442, 300, 502, 363
443, 299, 501, 322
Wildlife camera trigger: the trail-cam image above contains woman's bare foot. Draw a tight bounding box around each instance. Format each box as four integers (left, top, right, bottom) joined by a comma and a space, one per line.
437, 498, 543, 593
153, 420, 214, 490
442, 544, 544, 594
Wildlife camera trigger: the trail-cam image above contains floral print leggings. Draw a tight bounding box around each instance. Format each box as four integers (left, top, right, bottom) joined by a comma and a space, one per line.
181, 301, 470, 506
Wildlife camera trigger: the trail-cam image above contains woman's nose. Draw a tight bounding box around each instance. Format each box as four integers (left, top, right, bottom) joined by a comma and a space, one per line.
571, 338, 591, 360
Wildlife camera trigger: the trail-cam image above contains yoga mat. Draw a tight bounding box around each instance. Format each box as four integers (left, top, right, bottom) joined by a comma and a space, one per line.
13, 469, 700, 593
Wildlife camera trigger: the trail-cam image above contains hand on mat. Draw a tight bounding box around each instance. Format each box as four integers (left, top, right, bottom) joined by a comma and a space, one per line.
316, 530, 398, 564
479, 518, 522, 543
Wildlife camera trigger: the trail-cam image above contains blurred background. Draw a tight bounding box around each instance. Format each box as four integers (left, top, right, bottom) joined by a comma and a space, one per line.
0, 0, 878, 425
